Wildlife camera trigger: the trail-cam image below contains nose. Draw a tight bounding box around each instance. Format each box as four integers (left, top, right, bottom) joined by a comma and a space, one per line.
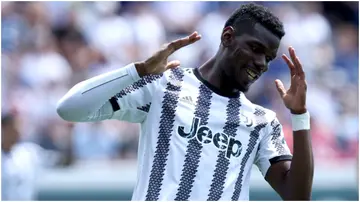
253, 54, 267, 72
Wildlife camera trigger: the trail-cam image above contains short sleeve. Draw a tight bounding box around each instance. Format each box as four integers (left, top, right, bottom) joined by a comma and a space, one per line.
254, 117, 293, 177
109, 74, 164, 123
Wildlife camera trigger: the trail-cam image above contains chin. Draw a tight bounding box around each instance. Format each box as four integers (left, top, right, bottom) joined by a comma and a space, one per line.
236, 83, 250, 93
240, 87, 250, 93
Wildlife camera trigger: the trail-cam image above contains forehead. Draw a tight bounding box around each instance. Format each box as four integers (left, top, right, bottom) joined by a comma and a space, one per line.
240, 23, 281, 50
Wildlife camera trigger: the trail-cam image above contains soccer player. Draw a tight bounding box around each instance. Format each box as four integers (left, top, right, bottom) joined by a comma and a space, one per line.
57, 3, 313, 201
2, 112, 71, 200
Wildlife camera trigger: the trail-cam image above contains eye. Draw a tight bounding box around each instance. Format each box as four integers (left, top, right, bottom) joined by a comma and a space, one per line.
251, 45, 259, 52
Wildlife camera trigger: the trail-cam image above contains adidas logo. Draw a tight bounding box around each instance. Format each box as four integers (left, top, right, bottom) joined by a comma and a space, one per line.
179, 95, 195, 106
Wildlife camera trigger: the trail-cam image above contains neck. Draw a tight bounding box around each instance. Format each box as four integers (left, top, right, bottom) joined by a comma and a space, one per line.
198, 55, 239, 94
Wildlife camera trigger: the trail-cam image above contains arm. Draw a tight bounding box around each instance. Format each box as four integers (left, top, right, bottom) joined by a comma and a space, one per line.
56, 32, 201, 123
265, 125, 313, 200
56, 62, 146, 122
265, 46, 314, 200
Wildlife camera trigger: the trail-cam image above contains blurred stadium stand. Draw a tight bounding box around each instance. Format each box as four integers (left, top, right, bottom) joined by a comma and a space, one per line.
1, 1, 358, 200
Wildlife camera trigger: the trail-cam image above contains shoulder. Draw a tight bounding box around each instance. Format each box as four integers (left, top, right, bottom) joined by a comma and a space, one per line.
253, 104, 277, 121
117, 71, 164, 97
137, 73, 163, 86
163, 67, 192, 79
162, 67, 194, 85
250, 104, 283, 137
241, 97, 279, 133
13, 142, 42, 153
240, 95, 277, 124
137, 67, 188, 88
11, 142, 43, 161
13, 143, 60, 167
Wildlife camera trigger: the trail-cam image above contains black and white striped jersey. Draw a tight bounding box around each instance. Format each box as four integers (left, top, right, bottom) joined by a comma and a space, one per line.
57, 63, 292, 201
108, 67, 293, 201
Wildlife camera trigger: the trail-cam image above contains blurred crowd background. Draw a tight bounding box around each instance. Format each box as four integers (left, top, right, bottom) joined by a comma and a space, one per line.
2, 1, 358, 200
2, 1, 358, 169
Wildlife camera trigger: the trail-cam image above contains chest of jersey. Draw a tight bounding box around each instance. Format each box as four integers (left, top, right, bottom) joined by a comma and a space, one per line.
167, 84, 261, 161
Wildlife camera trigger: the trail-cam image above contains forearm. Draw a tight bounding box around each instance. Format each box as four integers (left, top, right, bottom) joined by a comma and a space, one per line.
57, 63, 143, 122
286, 120, 314, 200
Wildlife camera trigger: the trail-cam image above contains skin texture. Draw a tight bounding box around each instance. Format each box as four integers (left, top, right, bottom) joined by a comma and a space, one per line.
135, 22, 313, 200
198, 23, 280, 93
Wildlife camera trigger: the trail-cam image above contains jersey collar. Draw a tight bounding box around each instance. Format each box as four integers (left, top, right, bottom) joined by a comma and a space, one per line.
193, 68, 241, 98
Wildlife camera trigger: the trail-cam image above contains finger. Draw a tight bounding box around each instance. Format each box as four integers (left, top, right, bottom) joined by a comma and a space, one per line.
295, 56, 305, 80
188, 31, 202, 42
289, 47, 305, 79
282, 54, 296, 76
289, 46, 298, 68
164, 31, 202, 56
282, 54, 297, 92
289, 47, 301, 67
165, 60, 181, 70
275, 79, 286, 98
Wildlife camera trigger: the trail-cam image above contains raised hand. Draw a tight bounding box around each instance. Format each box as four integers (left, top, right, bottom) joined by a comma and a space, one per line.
275, 46, 307, 114
136, 31, 201, 77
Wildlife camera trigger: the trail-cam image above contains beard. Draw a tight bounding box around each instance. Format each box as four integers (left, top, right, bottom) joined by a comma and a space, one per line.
232, 70, 251, 93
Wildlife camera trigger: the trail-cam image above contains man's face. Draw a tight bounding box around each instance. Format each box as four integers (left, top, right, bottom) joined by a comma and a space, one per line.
220, 23, 281, 92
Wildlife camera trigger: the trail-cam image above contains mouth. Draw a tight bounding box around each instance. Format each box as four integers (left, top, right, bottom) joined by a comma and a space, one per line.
246, 68, 260, 81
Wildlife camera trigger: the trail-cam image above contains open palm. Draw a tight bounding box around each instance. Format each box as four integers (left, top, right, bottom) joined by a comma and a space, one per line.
275, 47, 307, 114
142, 32, 201, 75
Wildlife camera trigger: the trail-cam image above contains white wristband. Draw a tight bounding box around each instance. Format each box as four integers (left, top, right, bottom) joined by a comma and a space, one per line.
291, 111, 310, 131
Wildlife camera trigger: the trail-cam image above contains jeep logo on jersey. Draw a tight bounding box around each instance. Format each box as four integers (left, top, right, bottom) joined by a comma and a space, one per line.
177, 117, 242, 159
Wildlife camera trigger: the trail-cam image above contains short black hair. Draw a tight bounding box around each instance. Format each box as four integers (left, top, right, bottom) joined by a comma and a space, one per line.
224, 3, 285, 39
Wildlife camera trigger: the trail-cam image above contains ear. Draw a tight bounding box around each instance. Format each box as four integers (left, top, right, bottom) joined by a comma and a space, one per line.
221, 26, 236, 47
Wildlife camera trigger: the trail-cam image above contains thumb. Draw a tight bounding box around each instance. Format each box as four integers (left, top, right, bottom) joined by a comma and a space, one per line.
275, 79, 286, 98
165, 60, 181, 70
